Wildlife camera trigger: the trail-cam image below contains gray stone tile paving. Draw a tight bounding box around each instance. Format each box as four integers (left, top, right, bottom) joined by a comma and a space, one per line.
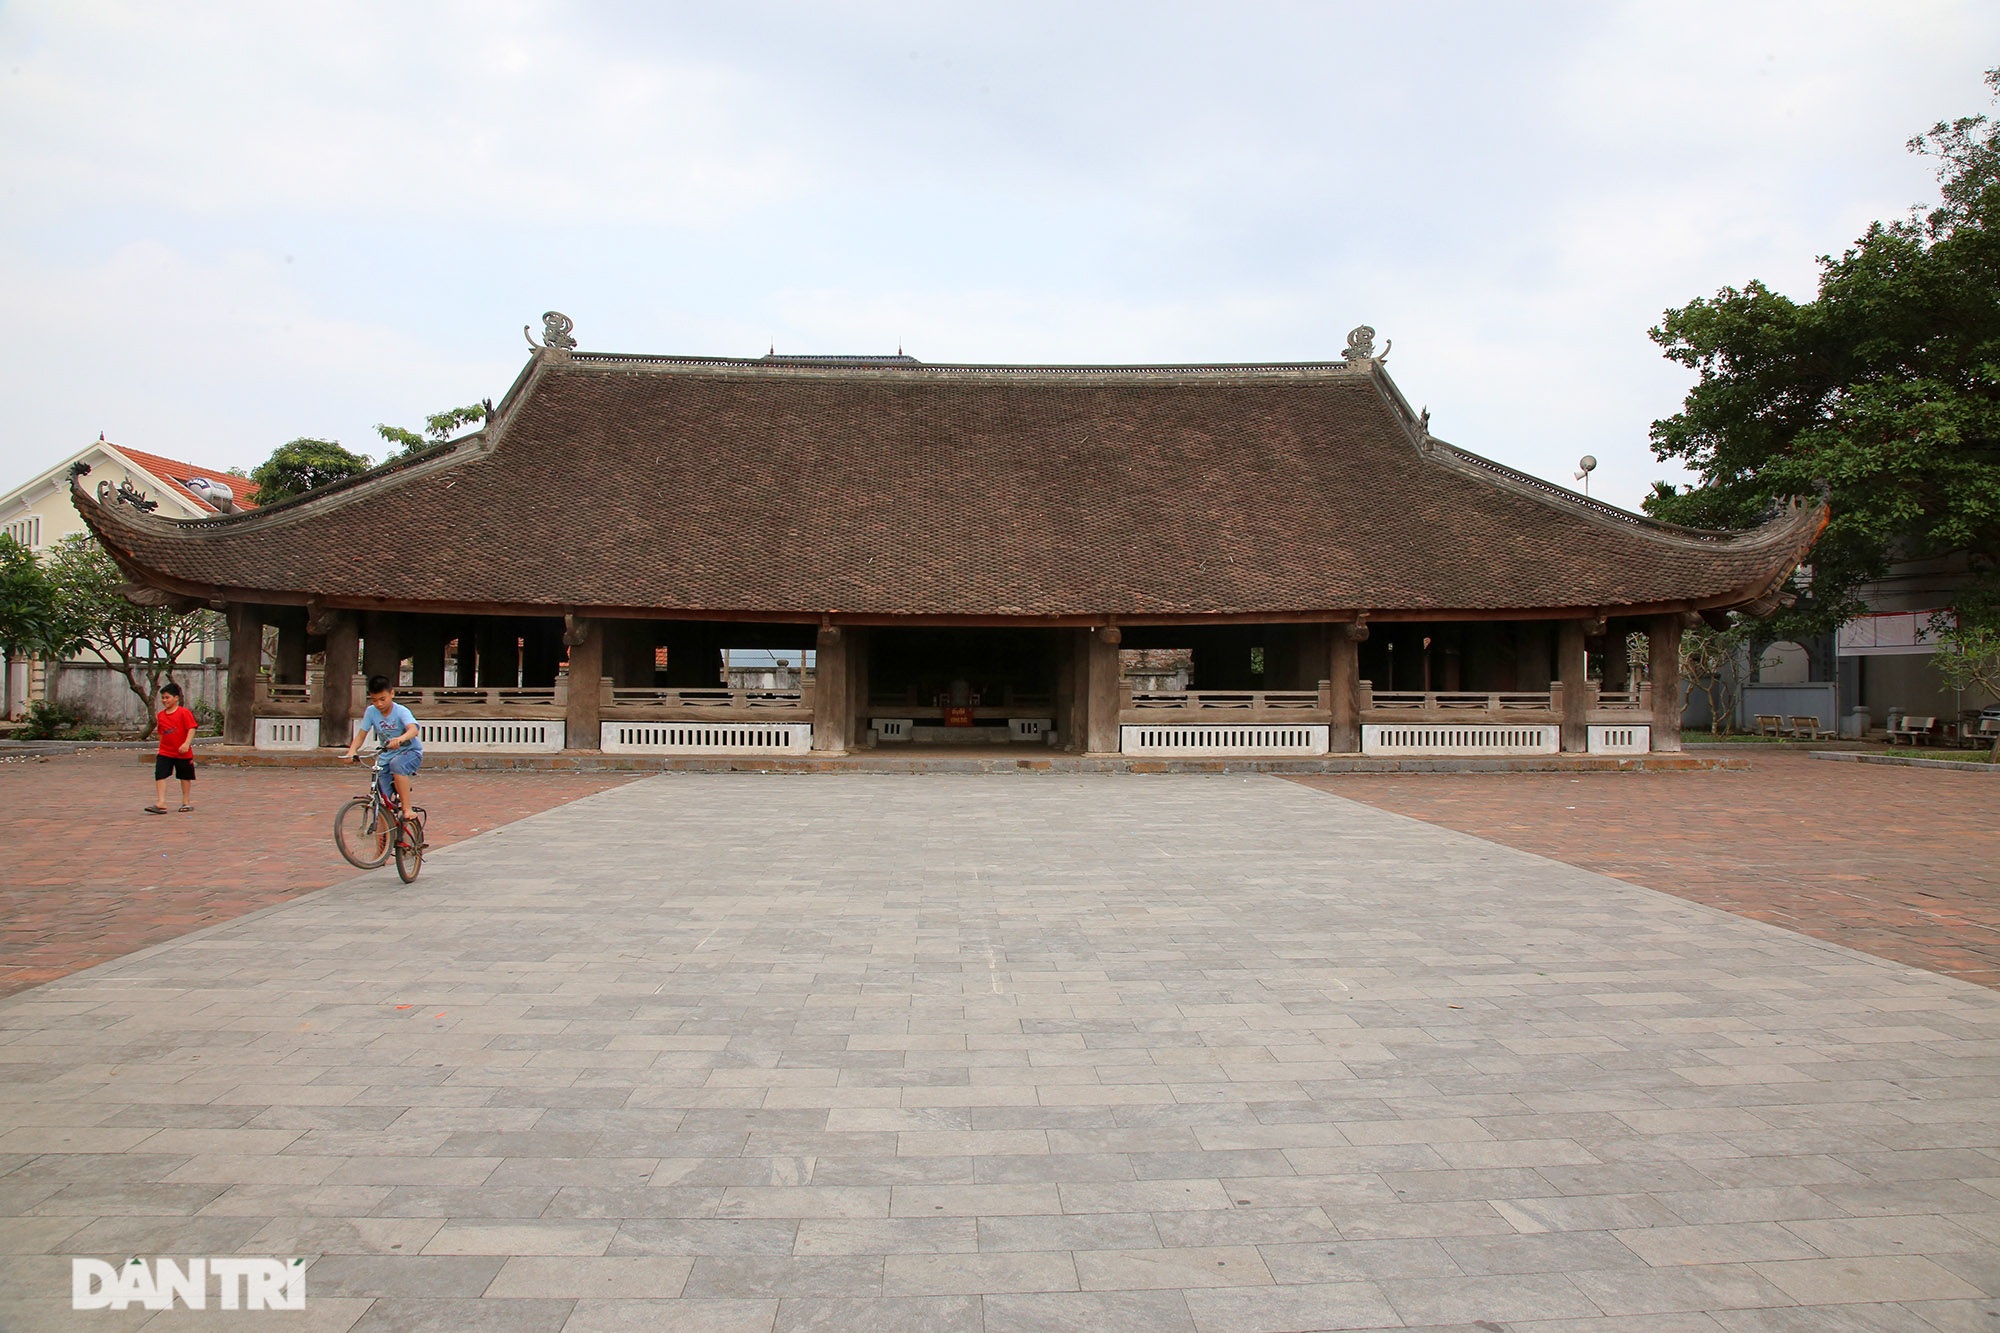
1, 771, 1998, 1330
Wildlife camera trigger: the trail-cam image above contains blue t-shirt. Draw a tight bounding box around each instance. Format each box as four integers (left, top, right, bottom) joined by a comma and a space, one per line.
360, 702, 422, 757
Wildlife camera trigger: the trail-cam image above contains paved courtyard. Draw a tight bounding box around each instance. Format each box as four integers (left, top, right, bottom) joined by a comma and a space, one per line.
1293, 751, 2000, 990
0, 751, 634, 998
2, 773, 1998, 1331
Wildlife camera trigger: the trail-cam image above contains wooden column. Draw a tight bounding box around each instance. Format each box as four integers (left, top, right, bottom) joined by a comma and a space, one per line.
564, 616, 602, 751
1085, 626, 1122, 755
1053, 630, 1081, 752
274, 613, 307, 685
621, 623, 660, 687
1602, 625, 1630, 692
361, 612, 401, 687
1557, 618, 1588, 753
848, 627, 871, 749
1292, 625, 1332, 691
1330, 621, 1365, 754
812, 625, 850, 753
407, 619, 446, 688
317, 610, 358, 748
224, 603, 260, 746
482, 621, 526, 687
1516, 622, 1552, 691
522, 620, 563, 688
1649, 614, 1684, 753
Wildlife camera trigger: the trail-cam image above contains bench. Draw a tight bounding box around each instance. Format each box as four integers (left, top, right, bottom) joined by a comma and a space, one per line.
1887, 715, 1939, 746
1754, 714, 1786, 737
1786, 715, 1834, 741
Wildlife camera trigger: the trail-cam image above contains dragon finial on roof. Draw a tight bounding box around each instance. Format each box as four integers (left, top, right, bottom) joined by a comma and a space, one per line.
1343, 325, 1391, 363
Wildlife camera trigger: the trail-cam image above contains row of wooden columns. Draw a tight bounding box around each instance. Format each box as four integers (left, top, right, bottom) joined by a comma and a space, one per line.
222, 610, 1687, 755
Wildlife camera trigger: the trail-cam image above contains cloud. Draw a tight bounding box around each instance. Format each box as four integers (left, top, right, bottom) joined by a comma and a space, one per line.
0, 240, 511, 476
1, 0, 1997, 516
0, 0, 802, 226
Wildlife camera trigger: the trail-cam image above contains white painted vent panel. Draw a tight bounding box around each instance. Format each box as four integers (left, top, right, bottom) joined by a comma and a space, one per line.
602, 722, 813, 754
1121, 724, 1329, 756
1587, 724, 1651, 755
1362, 724, 1559, 756
1009, 718, 1053, 742
255, 717, 320, 750
421, 719, 565, 753
870, 718, 913, 741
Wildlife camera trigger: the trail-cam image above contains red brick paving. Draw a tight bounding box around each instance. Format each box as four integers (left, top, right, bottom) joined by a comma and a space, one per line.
1290, 752, 2000, 990
0, 750, 634, 998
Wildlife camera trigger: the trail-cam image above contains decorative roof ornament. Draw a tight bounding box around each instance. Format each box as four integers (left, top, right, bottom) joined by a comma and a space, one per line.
1417, 406, 1431, 436
103, 474, 158, 510
1343, 325, 1390, 363
68, 460, 92, 483
525, 311, 578, 352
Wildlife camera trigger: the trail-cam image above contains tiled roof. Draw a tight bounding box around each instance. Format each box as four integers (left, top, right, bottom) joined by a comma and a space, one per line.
74, 352, 1822, 621
111, 446, 259, 514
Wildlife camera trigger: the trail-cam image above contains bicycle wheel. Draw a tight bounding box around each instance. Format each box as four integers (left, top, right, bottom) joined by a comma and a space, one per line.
334, 797, 392, 868
393, 815, 423, 882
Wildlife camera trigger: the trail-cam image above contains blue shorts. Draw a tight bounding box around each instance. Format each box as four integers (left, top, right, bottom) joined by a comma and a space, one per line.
379, 747, 422, 778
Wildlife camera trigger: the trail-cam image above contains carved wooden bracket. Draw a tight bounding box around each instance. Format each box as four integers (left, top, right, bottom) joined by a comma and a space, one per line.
562, 613, 593, 648
1098, 625, 1122, 646
118, 582, 200, 612
1342, 615, 1371, 643
306, 601, 340, 636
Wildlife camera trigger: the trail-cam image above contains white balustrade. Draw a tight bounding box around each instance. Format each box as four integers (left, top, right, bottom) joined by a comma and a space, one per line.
1362, 724, 1559, 756
601, 722, 813, 754
1120, 725, 1330, 756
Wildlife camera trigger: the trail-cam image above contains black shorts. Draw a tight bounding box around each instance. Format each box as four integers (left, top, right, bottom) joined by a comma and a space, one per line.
154, 755, 196, 781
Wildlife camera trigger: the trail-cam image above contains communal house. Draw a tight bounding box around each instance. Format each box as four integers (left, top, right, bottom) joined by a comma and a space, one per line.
73, 317, 1826, 760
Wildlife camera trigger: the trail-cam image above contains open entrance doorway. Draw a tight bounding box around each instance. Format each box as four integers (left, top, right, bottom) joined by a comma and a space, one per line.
865, 627, 1059, 746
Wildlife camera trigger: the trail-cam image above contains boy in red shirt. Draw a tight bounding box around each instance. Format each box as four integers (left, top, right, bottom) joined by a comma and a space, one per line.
147, 682, 198, 814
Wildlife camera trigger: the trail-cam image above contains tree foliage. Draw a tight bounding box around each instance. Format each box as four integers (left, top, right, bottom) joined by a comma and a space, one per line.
1930, 616, 2000, 755
1678, 620, 1751, 735
248, 437, 372, 504
1644, 68, 2000, 638
0, 534, 84, 719
44, 534, 222, 734
375, 403, 486, 458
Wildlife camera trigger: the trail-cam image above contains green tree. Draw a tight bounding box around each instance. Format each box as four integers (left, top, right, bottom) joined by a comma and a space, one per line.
375, 402, 486, 458
1644, 68, 2000, 639
1930, 616, 2000, 756
0, 534, 83, 720
44, 534, 222, 735
1679, 620, 1752, 735
248, 437, 372, 504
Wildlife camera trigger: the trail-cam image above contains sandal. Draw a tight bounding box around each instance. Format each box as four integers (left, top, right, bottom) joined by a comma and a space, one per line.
178, 805, 194, 813
144, 806, 168, 815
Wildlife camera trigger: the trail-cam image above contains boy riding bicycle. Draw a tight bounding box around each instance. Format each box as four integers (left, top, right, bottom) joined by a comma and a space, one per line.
342, 675, 423, 830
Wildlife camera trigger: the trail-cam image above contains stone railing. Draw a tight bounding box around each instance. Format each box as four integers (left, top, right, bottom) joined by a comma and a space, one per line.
256, 675, 571, 718
603, 684, 813, 720
1121, 687, 1330, 724
1364, 687, 1558, 714
1127, 689, 1324, 710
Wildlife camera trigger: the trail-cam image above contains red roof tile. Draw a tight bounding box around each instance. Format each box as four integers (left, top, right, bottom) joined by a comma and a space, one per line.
111, 446, 259, 514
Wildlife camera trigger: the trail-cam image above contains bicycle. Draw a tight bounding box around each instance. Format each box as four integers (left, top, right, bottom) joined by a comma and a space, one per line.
333, 746, 427, 882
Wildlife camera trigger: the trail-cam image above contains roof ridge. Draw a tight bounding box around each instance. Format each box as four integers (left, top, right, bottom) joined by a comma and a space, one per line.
563, 351, 1365, 377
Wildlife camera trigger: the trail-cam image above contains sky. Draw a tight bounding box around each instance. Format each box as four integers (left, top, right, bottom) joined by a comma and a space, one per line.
2, 1, 1996, 513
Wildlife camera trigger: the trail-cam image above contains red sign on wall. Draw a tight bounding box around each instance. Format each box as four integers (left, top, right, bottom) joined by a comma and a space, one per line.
943, 706, 975, 727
